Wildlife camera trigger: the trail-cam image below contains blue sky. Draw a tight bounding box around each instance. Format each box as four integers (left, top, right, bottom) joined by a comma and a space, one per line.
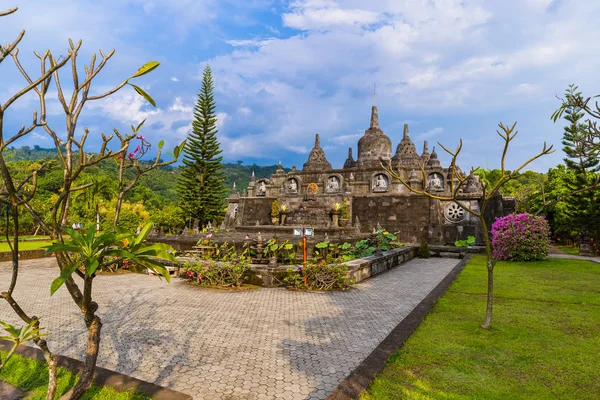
1, 0, 599, 172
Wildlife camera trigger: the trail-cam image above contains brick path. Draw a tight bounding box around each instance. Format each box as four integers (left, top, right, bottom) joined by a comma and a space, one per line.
0, 257, 459, 399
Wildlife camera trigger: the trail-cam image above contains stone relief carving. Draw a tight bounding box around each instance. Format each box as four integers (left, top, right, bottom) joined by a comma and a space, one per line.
287, 178, 298, 193
372, 173, 389, 192
444, 202, 466, 223
256, 181, 267, 196
325, 176, 341, 193
428, 173, 444, 191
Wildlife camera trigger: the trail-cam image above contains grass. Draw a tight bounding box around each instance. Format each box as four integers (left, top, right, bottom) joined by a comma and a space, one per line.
557, 244, 580, 256
0, 241, 53, 252
0, 351, 150, 400
362, 255, 600, 400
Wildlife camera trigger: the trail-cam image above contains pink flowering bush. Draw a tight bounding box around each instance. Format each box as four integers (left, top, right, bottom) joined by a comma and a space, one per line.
491, 213, 551, 261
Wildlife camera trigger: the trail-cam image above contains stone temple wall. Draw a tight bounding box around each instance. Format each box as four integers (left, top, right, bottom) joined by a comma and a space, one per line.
351, 195, 431, 243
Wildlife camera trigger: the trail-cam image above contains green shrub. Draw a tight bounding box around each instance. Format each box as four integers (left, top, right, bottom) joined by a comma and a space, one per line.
183, 258, 250, 287
455, 235, 476, 247
341, 199, 350, 220
419, 241, 430, 258
283, 261, 350, 291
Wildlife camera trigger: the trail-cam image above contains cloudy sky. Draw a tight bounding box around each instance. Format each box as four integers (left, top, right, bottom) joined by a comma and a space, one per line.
1, 0, 599, 171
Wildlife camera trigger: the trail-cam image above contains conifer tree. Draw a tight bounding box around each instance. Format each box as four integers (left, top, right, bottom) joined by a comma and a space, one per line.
560, 85, 600, 243
177, 65, 227, 226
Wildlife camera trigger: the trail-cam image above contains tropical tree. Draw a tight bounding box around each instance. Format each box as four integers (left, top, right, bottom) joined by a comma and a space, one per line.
383, 122, 554, 329
554, 85, 600, 252
177, 65, 227, 227
0, 6, 183, 399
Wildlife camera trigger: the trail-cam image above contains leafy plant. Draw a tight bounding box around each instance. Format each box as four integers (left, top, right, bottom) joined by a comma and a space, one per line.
374, 229, 399, 251
0, 320, 47, 371
283, 260, 350, 291
183, 255, 250, 288
341, 199, 350, 220
271, 200, 280, 217
45, 223, 176, 295
419, 241, 431, 258
455, 235, 476, 247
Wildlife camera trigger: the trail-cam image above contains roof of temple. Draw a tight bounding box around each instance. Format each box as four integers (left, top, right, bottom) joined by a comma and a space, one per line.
302, 134, 332, 171
356, 106, 392, 168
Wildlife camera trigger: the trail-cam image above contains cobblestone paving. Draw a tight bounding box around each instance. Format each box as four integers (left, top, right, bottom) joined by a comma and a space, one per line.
0, 257, 459, 399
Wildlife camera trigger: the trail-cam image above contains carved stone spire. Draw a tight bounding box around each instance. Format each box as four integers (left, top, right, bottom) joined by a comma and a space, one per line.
370, 106, 379, 129
393, 123, 421, 168
303, 133, 332, 171
343, 147, 356, 169
421, 140, 431, 164
427, 146, 441, 168
357, 104, 392, 168
230, 182, 239, 198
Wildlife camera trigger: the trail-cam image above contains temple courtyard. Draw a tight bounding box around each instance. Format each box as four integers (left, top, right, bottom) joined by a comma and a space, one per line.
0, 257, 460, 399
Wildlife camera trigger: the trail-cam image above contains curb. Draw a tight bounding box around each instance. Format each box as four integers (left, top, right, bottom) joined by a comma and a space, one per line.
0, 340, 192, 400
327, 254, 472, 400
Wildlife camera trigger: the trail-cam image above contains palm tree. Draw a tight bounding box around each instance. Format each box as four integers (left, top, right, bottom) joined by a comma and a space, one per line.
75, 175, 116, 230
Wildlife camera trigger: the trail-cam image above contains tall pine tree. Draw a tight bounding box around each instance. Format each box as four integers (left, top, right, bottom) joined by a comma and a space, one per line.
560, 84, 600, 244
177, 65, 227, 227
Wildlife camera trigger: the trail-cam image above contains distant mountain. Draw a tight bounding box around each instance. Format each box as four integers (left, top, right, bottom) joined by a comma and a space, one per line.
223, 162, 291, 194
8, 146, 288, 196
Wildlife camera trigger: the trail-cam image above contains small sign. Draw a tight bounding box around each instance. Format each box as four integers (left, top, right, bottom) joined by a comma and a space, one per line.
293, 227, 303, 237
304, 228, 314, 237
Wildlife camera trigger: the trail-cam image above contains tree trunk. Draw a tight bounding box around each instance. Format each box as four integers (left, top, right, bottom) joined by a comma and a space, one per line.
479, 215, 495, 329
58, 316, 102, 400
481, 261, 494, 329
44, 351, 58, 400
95, 203, 100, 232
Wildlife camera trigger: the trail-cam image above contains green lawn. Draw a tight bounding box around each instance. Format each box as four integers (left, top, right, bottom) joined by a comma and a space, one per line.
557, 244, 580, 256
362, 255, 600, 400
0, 241, 53, 252
0, 351, 150, 399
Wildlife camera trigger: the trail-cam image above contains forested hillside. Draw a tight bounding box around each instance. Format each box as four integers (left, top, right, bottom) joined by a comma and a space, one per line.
4, 146, 285, 234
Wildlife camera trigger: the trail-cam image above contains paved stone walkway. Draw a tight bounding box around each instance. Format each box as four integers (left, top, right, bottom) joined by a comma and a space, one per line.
0, 257, 459, 399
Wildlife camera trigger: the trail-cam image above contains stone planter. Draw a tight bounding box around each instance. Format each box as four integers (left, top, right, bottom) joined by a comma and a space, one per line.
331, 212, 340, 227
280, 213, 287, 226
339, 218, 349, 227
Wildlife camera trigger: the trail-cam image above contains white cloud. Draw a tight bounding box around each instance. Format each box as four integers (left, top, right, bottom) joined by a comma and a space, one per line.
416, 127, 444, 140
169, 97, 193, 113
171, 77, 180, 82
283, 0, 380, 30
238, 107, 252, 115
330, 133, 362, 144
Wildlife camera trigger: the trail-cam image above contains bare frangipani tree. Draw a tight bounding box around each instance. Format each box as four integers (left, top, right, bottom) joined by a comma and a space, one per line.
1, 6, 182, 399
382, 122, 553, 329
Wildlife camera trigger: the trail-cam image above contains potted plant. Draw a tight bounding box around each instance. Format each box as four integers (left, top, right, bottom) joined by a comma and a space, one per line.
271, 199, 280, 225
280, 204, 288, 225
331, 202, 341, 227
340, 199, 350, 227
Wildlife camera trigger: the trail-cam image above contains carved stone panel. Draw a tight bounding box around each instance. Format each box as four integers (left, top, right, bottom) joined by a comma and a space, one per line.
371, 173, 389, 192
286, 177, 299, 194
444, 202, 466, 223
325, 176, 341, 193
427, 172, 444, 192
256, 180, 267, 196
